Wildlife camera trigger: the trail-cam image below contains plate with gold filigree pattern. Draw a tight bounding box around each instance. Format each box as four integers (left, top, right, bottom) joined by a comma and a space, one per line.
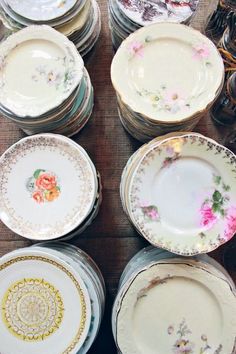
0, 134, 97, 240
0, 247, 91, 354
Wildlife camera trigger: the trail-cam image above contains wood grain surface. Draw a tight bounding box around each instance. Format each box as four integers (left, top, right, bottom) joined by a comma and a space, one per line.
0, 0, 235, 353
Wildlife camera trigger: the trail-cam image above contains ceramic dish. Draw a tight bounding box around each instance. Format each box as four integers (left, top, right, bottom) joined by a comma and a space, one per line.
113, 253, 236, 354
0, 134, 97, 240
111, 23, 224, 123
0, 25, 83, 117
0, 247, 91, 354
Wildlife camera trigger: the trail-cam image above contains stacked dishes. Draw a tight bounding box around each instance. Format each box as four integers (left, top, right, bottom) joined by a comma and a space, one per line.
108, 0, 200, 49
0, 242, 105, 354
0, 133, 101, 240
0, 26, 94, 136
111, 23, 224, 142
120, 132, 236, 255
112, 246, 236, 354
0, 0, 101, 57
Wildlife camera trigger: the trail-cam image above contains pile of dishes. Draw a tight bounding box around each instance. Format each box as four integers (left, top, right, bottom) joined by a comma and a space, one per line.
0, 0, 101, 57
0, 133, 101, 241
111, 23, 224, 142
112, 246, 236, 354
120, 132, 236, 255
108, 0, 200, 49
0, 25, 94, 136
0, 242, 105, 354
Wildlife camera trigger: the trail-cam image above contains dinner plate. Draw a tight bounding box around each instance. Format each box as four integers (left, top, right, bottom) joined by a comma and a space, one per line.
0, 134, 96, 240
128, 134, 236, 255
111, 23, 224, 123
6, 0, 77, 21
116, 261, 236, 354
116, 0, 199, 27
0, 25, 83, 117
0, 248, 91, 354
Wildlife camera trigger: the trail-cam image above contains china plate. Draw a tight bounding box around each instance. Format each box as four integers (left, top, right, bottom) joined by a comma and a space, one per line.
128, 134, 236, 255
111, 23, 224, 122
6, 0, 77, 21
0, 248, 91, 354
0, 25, 83, 117
0, 134, 96, 240
116, 0, 199, 26
116, 261, 236, 354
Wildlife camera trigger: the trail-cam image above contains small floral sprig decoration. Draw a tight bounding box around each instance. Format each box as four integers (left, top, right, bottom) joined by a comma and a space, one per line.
169, 319, 194, 354
26, 169, 61, 204
140, 201, 160, 221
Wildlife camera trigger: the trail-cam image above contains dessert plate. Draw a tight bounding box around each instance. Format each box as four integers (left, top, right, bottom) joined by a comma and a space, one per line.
0, 134, 96, 240
6, 0, 77, 21
129, 134, 236, 255
116, 261, 236, 354
111, 23, 224, 122
0, 248, 91, 354
0, 25, 83, 117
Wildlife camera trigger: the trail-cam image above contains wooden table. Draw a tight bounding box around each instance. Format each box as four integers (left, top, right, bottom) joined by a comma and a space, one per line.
0, 0, 235, 353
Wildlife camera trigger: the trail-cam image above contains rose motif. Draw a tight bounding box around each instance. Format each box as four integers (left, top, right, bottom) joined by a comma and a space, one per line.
32, 191, 44, 204
36, 173, 57, 191
45, 187, 60, 202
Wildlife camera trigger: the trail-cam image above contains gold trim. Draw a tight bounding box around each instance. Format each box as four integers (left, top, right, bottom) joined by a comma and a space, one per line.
0, 255, 88, 353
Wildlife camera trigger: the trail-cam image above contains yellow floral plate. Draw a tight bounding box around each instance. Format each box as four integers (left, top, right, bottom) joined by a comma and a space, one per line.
0, 247, 91, 354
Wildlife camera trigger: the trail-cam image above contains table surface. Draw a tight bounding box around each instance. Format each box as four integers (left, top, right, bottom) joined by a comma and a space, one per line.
0, 0, 235, 353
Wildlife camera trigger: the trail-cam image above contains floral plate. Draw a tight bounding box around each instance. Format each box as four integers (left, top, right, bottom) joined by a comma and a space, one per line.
116, 261, 236, 354
0, 247, 91, 354
111, 23, 224, 123
116, 0, 199, 27
6, 0, 77, 21
0, 25, 83, 117
0, 134, 96, 240
128, 134, 236, 255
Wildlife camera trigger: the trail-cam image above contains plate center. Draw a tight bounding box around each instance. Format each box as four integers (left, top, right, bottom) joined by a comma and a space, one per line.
132, 276, 222, 354
153, 157, 219, 233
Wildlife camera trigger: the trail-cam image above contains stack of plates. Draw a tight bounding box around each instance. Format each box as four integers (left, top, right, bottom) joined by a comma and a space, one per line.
0, 242, 105, 354
120, 132, 236, 255
0, 0, 101, 57
0, 26, 94, 136
0, 133, 101, 240
112, 246, 236, 354
108, 0, 200, 49
111, 23, 224, 142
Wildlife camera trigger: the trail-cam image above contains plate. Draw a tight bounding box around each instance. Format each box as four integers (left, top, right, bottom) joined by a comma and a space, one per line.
116, 0, 199, 26
0, 25, 83, 117
0, 134, 96, 240
128, 134, 236, 255
111, 23, 224, 122
0, 248, 91, 354
6, 0, 77, 21
116, 262, 236, 354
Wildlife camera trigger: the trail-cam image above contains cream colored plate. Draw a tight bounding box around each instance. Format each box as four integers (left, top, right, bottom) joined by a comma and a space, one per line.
111, 23, 224, 122
117, 262, 236, 354
0, 26, 83, 117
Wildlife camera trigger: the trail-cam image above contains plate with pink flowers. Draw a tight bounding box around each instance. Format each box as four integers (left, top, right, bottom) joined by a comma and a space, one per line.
111, 23, 224, 123
0, 133, 97, 240
128, 134, 236, 255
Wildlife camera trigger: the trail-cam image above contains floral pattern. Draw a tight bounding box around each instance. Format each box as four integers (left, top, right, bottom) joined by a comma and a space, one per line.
26, 169, 61, 204
199, 175, 233, 231
140, 201, 160, 221
168, 319, 223, 354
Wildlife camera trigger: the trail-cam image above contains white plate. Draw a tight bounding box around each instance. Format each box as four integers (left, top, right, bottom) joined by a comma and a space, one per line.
111, 23, 224, 122
128, 134, 236, 255
6, 0, 77, 21
0, 134, 96, 240
116, 262, 236, 354
0, 25, 83, 117
0, 248, 91, 354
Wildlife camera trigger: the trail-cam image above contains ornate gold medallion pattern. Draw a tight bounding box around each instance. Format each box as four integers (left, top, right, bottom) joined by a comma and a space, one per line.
2, 278, 64, 341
